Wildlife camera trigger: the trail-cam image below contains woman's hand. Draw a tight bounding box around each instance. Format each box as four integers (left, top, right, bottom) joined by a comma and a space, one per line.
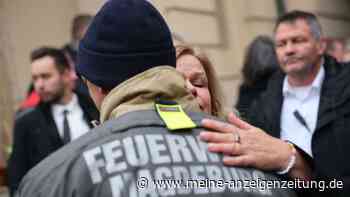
199, 112, 312, 180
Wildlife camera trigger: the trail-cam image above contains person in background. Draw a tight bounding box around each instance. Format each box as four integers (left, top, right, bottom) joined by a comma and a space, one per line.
8, 47, 98, 197
200, 10, 350, 196
343, 50, 350, 62
343, 50, 350, 63
235, 35, 279, 119
17, 83, 40, 112
176, 44, 223, 117
325, 37, 345, 62
342, 38, 350, 62
62, 14, 93, 64
62, 14, 93, 96
18, 15, 94, 112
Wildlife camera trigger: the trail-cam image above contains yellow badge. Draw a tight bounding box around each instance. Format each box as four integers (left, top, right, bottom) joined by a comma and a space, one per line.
155, 100, 196, 131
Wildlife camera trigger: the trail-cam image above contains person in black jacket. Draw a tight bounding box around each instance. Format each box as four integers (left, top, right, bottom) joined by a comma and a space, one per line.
8, 47, 99, 196
236, 35, 279, 119
200, 10, 350, 196
62, 14, 93, 97
62, 14, 92, 65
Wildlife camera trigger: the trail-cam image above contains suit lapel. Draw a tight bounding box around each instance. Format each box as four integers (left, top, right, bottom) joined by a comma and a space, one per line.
36, 93, 98, 146
38, 103, 64, 146
315, 79, 335, 131
76, 93, 99, 128
268, 72, 284, 138
315, 56, 343, 131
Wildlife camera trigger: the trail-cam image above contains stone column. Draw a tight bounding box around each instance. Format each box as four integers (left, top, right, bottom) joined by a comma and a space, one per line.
0, 0, 15, 182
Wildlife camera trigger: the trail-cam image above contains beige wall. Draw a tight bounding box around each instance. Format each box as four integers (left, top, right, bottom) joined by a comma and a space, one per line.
0, 0, 14, 163
2, 0, 78, 104
150, 0, 350, 109
77, 0, 105, 14
286, 0, 350, 38
151, 0, 277, 109
0, 0, 79, 150
1, 0, 350, 126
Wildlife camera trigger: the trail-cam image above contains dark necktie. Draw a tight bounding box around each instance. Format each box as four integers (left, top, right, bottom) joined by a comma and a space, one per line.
63, 110, 71, 144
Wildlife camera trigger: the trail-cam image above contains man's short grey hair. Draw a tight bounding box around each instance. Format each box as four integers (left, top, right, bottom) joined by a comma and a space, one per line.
274, 10, 323, 40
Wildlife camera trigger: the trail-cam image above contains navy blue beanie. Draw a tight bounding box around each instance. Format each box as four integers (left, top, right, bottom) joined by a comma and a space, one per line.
77, 0, 176, 89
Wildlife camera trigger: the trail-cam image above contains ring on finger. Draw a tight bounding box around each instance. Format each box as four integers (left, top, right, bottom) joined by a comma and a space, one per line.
233, 132, 241, 144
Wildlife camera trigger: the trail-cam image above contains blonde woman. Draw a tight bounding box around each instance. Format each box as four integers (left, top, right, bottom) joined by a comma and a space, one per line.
175, 45, 223, 117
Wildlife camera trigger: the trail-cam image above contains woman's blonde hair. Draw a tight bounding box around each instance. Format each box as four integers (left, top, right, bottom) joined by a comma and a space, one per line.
175, 44, 223, 117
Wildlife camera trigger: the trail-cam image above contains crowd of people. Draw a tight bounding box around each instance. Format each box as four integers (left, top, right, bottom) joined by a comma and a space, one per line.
4, 0, 350, 196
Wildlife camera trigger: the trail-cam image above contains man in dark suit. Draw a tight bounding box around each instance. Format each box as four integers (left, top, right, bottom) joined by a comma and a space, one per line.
200, 10, 350, 196
7, 47, 99, 196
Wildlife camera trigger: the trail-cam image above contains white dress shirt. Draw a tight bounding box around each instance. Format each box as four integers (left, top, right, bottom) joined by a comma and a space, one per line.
51, 94, 90, 141
280, 64, 325, 156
